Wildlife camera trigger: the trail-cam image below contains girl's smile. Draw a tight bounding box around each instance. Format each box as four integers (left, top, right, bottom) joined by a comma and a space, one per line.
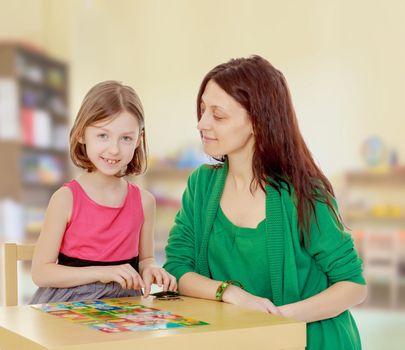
81, 111, 141, 176
100, 156, 121, 165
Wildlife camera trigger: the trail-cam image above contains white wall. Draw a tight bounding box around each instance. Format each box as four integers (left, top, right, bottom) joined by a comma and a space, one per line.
1, 0, 404, 177
0, 0, 47, 45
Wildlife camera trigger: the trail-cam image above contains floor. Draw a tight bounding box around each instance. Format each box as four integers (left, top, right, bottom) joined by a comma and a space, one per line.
352, 282, 405, 349
353, 308, 405, 350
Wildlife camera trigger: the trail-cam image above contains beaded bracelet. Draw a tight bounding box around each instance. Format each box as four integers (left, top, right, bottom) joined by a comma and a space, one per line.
215, 280, 244, 301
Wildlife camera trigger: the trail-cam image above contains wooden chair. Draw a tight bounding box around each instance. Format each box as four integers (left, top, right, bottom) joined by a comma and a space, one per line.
1, 243, 35, 306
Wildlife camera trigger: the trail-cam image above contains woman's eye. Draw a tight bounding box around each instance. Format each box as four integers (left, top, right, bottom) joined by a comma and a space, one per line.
98, 133, 108, 139
122, 136, 133, 142
213, 115, 223, 120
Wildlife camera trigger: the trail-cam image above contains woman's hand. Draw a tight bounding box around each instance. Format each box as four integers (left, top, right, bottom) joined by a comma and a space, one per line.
222, 285, 281, 315
96, 264, 145, 290
141, 266, 177, 297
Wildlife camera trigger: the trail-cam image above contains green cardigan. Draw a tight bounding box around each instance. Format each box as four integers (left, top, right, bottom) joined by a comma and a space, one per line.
164, 162, 365, 349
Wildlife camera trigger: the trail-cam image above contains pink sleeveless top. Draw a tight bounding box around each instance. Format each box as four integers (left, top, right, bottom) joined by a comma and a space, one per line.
59, 180, 144, 262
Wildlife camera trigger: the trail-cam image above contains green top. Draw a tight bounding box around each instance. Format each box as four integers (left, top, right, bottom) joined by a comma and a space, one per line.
208, 206, 272, 299
164, 162, 366, 350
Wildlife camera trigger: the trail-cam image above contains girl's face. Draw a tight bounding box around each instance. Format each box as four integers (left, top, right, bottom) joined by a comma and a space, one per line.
81, 111, 141, 176
197, 80, 254, 159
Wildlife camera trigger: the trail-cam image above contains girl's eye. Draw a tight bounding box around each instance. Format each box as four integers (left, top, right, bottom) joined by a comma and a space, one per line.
122, 136, 133, 142
98, 133, 108, 139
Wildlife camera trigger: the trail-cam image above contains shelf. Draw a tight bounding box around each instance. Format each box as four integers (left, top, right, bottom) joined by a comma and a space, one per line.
342, 169, 405, 229
346, 216, 405, 225
22, 144, 68, 156
22, 181, 62, 190
345, 170, 405, 184
16, 44, 66, 68
18, 76, 66, 95
0, 43, 69, 241
144, 166, 194, 178
52, 113, 69, 123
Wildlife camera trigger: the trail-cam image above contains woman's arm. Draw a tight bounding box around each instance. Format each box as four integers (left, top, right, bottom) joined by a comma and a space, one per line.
279, 281, 367, 322
178, 272, 220, 300
287, 196, 368, 322
164, 168, 279, 314
32, 187, 143, 289
179, 272, 281, 314
138, 188, 176, 296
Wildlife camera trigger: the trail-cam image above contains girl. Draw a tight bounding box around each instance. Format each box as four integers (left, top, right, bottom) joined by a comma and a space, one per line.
31, 81, 176, 303
164, 56, 367, 349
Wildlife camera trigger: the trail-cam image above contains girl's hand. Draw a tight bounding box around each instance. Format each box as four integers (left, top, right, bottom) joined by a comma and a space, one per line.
141, 266, 177, 297
96, 264, 145, 290
222, 285, 281, 315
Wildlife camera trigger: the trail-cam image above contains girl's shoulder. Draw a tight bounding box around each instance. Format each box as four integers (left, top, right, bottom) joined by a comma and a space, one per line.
46, 185, 73, 222
52, 185, 74, 203
135, 185, 156, 212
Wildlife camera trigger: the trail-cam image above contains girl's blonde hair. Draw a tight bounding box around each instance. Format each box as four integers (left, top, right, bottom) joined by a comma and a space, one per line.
70, 80, 147, 176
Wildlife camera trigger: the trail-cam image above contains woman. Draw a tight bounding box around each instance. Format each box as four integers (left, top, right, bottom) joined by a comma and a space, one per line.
164, 55, 367, 349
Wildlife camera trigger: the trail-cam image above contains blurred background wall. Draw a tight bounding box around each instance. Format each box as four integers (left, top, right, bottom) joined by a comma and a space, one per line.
1, 1, 405, 348
2, 0, 404, 174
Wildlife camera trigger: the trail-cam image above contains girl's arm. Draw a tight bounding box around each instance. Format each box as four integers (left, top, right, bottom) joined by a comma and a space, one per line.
32, 187, 142, 289
138, 188, 176, 296
138, 188, 157, 271
32, 187, 100, 288
279, 281, 367, 322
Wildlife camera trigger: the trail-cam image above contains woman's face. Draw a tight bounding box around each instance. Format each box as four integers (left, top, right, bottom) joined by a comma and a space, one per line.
197, 80, 254, 159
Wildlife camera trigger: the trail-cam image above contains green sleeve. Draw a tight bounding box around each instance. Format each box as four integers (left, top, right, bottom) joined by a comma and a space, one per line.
304, 197, 366, 285
163, 170, 198, 282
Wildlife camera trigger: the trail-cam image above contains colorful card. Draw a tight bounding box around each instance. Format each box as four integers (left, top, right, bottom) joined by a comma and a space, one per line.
32, 298, 208, 333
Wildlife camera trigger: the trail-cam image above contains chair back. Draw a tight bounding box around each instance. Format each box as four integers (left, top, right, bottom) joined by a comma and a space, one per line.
1, 243, 35, 306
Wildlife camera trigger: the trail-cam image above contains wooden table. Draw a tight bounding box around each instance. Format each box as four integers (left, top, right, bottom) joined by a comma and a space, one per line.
0, 296, 306, 350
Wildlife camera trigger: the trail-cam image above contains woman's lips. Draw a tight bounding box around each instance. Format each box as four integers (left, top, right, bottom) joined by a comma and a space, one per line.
202, 136, 217, 143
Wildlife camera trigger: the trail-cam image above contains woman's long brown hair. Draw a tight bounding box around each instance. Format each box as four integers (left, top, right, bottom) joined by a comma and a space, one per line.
197, 55, 342, 239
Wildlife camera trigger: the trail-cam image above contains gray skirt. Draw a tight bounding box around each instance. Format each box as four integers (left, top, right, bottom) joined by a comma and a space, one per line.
29, 281, 142, 304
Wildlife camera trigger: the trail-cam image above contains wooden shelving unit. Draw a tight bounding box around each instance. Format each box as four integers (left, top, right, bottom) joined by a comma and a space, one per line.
0, 43, 70, 242
340, 169, 405, 308
341, 169, 405, 230
345, 169, 405, 185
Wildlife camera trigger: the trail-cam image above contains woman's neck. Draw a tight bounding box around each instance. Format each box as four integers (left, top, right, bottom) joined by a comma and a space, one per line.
227, 152, 254, 191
